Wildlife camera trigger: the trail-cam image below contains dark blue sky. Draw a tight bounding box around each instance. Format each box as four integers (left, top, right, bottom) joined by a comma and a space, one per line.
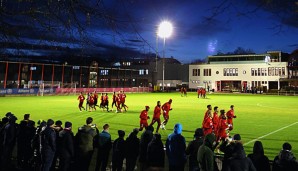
1, 0, 298, 63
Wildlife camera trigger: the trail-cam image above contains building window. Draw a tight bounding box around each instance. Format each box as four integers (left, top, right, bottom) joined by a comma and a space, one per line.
268, 67, 274, 76
139, 69, 149, 75
282, 67, 285, 76
204, 69, 211, 76
224, 68, 238, 76
192, 69, 197, 76
192, 69, 200, 76
100, 69, 109, 75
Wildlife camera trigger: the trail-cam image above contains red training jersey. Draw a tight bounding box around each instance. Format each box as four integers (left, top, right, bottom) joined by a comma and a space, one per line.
78, 95, 85, 102
153, 105, 161, 119
226, 109, 234, 124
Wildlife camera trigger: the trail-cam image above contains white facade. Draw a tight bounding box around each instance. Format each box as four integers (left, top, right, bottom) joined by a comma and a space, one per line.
189, 62, 287, 92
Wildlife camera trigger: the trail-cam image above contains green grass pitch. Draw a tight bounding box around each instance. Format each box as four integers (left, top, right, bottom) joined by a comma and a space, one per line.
0, 92, 297, 160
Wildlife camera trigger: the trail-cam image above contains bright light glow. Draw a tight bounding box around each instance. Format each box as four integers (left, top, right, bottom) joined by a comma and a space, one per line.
157, 21, 173, 38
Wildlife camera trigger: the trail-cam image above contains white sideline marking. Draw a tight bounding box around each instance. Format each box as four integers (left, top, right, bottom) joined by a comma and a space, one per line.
244, 122, 298, 146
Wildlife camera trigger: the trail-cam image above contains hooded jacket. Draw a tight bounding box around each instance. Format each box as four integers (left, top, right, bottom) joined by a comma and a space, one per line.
247, 141, 270, 171
166, 123, 186, 166
272, 149, 298, 171
197, 133, 216, 171
223, 143, 256, 171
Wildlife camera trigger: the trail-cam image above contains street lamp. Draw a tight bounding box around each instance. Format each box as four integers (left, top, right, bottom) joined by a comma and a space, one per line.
157, 21, 173, 91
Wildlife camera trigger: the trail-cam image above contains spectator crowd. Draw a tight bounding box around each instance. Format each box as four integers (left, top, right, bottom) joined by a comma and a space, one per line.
0, 112, 297, 171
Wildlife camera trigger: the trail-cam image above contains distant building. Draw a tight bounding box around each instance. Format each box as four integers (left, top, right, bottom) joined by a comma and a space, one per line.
189, 51, 289, 92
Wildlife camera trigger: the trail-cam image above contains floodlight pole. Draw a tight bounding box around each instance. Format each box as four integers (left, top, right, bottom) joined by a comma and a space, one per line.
162, 37, 166, 92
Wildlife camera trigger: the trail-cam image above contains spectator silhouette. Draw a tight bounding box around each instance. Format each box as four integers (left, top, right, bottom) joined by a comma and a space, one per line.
147, 133, 165, 169
166, 123, 187, 171
139, 125, 154, 171
247, 141, 270, 171
112, 130, 126, 171
125, 128, 140, 171
40, 119, 56, 171
1, 114, 18, 171
272, 142, 298, 171
58, 121, 74, 171
75, 117, 97, 171
95, 123, 112, 171
222, 143, 256, 171
197, 133, 217, 171
186, 128, 204, 171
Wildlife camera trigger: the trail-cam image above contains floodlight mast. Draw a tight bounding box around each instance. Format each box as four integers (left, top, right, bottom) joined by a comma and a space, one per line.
157, 21, 173, 92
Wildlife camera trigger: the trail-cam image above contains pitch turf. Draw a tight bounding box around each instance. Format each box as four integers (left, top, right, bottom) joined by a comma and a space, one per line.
0, 92, 297, 159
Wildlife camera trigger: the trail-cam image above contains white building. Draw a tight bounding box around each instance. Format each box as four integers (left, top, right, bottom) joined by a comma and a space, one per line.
189, 51, 288, 92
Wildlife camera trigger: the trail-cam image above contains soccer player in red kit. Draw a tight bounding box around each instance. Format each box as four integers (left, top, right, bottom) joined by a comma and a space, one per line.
212, 106, 220, 137
77, 92, 85, 112
111, 92, 117, 111
115, 93, 122, 113
93, 91, 99, 108
217, 110, 229, 141
202, 88, 206, 98
202, 105, 212, 126
139, 106, 150, 131
161, 99, 172, 130
226, 105, 236, 131
120, 91, 128, 111
202, 112, 213, 135
149, 101, 162, 133
88, 92, 95, 111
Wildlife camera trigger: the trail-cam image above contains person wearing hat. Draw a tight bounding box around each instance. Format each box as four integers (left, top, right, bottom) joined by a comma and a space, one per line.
149, 101, 162, 133
272, 142, 298, 171
161, 99, 173, 130
58, 121, 74, 171
186, 128, 204, 171
40, 119, 56, 171
166, 123, 186, 171
139, 105, 150, 131
112, 130, 126, 171
125, 128, 140, 171
226, 105, 237, 131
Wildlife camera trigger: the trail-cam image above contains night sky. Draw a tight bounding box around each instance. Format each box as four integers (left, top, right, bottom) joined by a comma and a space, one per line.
1, 0, 298, 63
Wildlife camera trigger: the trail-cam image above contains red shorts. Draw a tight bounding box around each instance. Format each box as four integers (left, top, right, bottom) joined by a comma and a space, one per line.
152, 118, 161, 125
163, 113, 169, 120
140, 120, 148, 128
79, 101, 84, 107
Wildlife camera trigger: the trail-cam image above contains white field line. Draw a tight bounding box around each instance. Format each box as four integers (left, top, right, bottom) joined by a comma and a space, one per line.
244, 122, 298, 146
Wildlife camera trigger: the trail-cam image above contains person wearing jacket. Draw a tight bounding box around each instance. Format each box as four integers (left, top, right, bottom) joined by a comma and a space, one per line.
40, 119, 56, 171
272, 142, 298, 171
197, 133, 216, 171
186, 128, 204, 171
166, 123, 186, 171
75, 117, 97, 171
112, 130, 126, 171
147, 133, 165, 169
247, 141, 270, 171
222, 143, 256, 171
125, 128, 140, 171
58, 121, 74, 171
95, 123, 112, 171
